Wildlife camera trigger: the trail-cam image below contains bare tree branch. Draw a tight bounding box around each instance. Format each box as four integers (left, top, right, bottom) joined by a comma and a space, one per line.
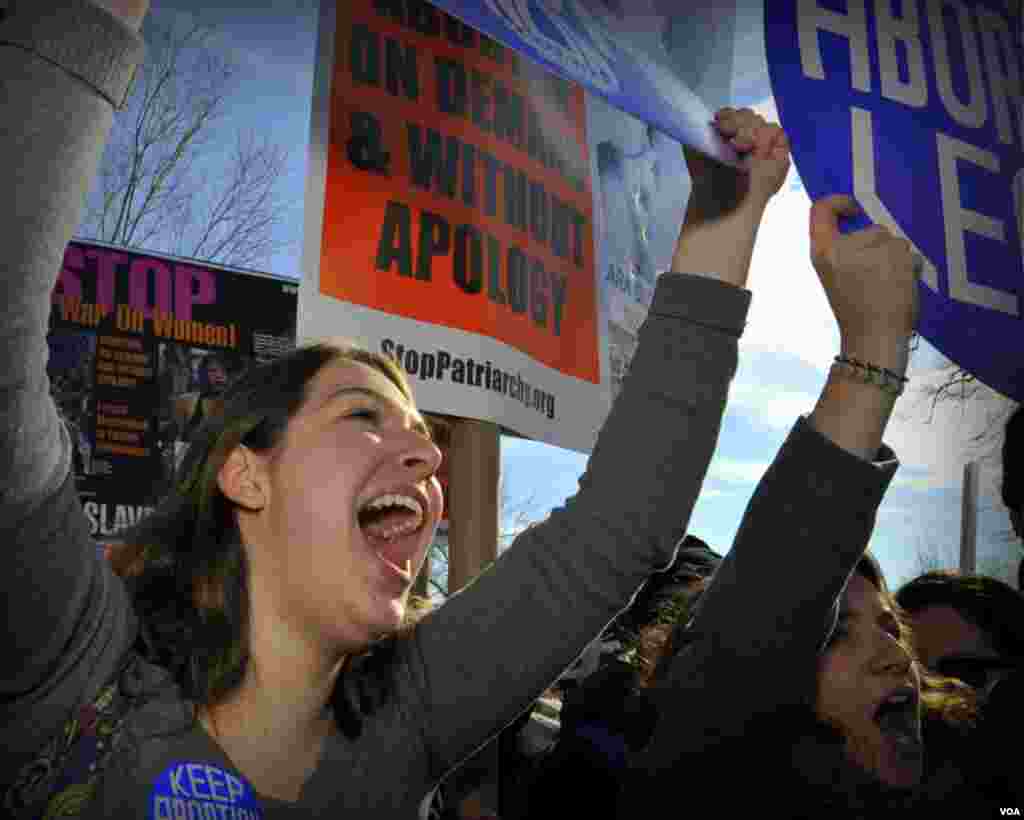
910, 532, 959, 577
917, 365, 984, 424
184, 129, 294, 268
75, 15, 294, 271
905, 357, 1019, 489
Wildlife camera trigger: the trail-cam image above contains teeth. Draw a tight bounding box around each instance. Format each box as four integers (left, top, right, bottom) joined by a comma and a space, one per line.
360, 493, 425, 535
364, 493, 423, 518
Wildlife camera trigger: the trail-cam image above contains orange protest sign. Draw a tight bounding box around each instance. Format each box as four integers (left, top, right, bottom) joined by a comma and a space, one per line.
319, 0, 599, 383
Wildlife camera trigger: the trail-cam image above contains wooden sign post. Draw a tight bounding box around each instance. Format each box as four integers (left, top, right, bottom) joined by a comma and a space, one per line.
442, 416, 501, 814
446, 417, 500, 594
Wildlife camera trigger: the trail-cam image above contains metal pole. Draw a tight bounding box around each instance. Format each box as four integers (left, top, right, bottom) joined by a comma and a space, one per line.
960, 461, 978, 573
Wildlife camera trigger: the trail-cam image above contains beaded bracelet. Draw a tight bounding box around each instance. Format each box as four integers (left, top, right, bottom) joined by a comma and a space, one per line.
832, 355, 909, 397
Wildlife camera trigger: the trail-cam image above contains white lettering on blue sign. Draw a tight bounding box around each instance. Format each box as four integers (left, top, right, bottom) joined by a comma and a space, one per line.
936, 129, 1015, 313
186, 764, 209, 800
798, 0, 1018, 129
929, 0, 988, 128
850, 105, 940, 295
768, 0, 1024, 399
153, 797, 254, 819
205, 765, 228, 802
794, 0, 1021, 313
169, 766, 188, 799
149, 763, 262, 820
877, 0, 929, 107
797, 0, 872, 92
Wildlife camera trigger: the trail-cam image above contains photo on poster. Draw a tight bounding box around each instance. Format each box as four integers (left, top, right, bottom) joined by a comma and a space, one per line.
157, 344, 245, 479
47, 329, 98, 479
587, 92, 689, 401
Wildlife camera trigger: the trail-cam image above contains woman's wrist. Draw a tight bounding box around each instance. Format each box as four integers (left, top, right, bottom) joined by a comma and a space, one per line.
809, 375, 897, 462
672, 198, 767, 290
685, 184, 769, 228
838, 334, 912, 378
831, 357, 907, 398
810, 341, 908, 461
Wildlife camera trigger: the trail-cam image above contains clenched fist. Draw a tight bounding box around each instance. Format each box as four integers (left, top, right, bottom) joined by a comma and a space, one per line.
809, 195, 920, 353
683, 107, 791, 220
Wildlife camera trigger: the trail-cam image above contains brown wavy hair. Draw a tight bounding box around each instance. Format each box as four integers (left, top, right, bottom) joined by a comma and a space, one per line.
109, 339, 428, 738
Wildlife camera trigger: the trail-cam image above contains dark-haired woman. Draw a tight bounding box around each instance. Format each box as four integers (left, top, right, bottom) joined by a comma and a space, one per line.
896, 570, 1024, 694
625, 196, 1020, 814
897, 570, 1024, 804
517, 537, 716, 819
2, 3, 793, 817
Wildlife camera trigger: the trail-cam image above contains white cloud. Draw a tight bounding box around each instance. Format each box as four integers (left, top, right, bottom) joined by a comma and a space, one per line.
876, 505, 916, 519
727, 377, 818, 431
728, 95, 1013, 497
707, 457, 771, 486
744, 191, 839, 370
729, 98, 841, 371
889, 474, 936, 492
882, 364, 1015, 491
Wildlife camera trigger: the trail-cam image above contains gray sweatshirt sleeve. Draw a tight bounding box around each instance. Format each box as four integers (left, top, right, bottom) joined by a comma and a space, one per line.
403, 271, 752, 777
0, 0, 145, 774
630, 414, 899, 782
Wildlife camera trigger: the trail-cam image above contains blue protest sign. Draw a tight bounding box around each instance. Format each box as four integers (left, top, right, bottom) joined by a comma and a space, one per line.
765, 0, 1024, 400
423, 0, 743, 167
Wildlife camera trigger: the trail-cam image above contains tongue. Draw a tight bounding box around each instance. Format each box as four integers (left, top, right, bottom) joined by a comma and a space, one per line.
362, 508, 417, 540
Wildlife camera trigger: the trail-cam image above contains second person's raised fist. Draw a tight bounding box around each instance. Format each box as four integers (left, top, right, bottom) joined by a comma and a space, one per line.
809, 194, 920, 349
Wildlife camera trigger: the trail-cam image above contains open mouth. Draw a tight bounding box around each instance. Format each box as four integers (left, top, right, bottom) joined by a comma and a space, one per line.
357, 490, 426, 577
873, 687, 922, 757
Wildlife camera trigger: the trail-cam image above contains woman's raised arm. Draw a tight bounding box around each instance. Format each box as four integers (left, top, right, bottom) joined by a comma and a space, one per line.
0, 0, 146, 762
371, 110, 794, 783
627, 194, 921, 804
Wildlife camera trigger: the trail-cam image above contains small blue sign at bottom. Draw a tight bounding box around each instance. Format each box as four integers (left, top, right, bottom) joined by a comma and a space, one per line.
149, 761, 263, 819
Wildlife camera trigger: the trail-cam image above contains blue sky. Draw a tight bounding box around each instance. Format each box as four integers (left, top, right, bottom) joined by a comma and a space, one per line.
117, 0, 1021, 592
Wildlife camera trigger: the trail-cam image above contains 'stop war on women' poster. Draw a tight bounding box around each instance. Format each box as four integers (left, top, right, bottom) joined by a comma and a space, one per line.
47, 239, 297, 540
